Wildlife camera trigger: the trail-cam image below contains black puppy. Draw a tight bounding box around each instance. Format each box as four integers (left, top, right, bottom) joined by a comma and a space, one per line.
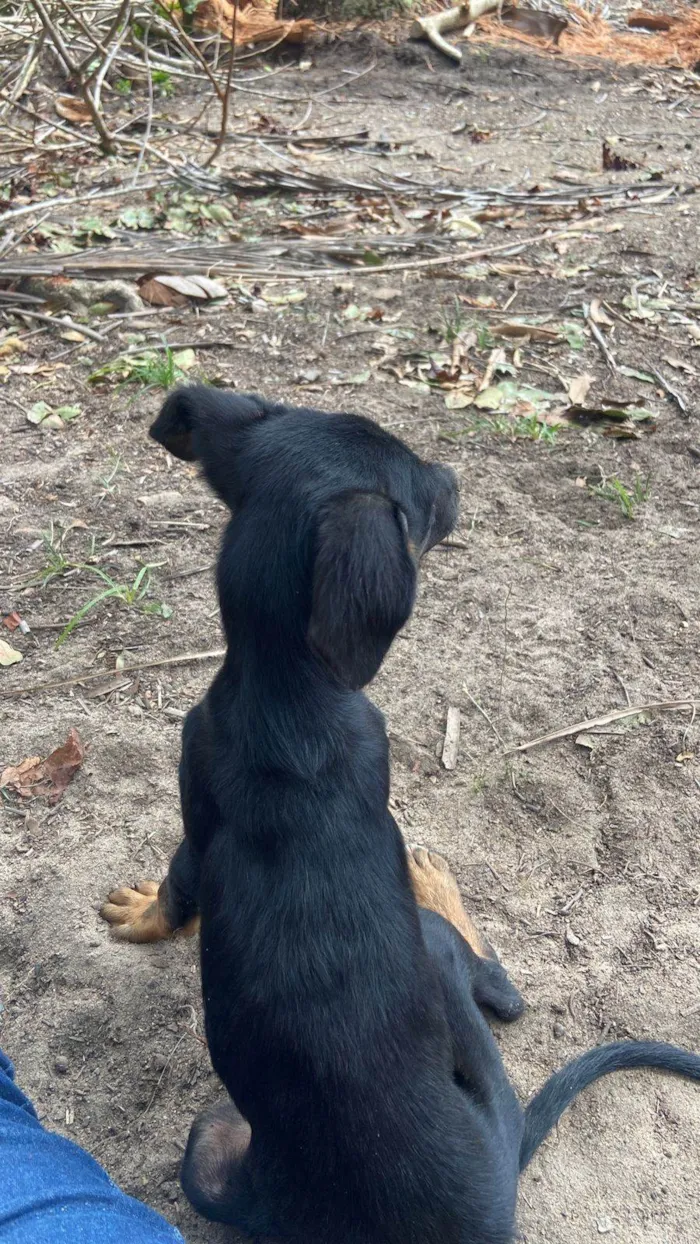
102, 387, 700, 1244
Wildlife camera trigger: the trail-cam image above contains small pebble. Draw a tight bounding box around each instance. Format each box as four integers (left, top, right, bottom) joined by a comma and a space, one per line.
597, 1217, 614, 1235
553, 1021, 565, 1038
54, 1056, 69, 1075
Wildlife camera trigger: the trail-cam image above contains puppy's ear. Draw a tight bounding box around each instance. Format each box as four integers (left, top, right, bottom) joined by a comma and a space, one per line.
309, 491, 417, 689
149, 386, 269, 505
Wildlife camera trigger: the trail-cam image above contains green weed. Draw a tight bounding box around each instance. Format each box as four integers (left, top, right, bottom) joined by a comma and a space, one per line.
152, 70, 175, 97
99, 452, 124, 495
56, 564, 172, 648
590, 472, 650, 520
89, 345, 194, 390
38, 523, 74, 586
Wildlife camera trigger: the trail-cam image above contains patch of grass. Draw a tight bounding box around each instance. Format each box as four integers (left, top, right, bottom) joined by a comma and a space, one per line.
98, 451, 124, 496
471, 772, 488, 795
89, 345, 194, 390
56, 564, 172, 648
38, 523, 74, 586
511, 413, 559, 444
590, 472, 651, 520
115, 78, 132, 95
439, 298, 468, 344
123, 347, 182, 389
439, 300, 495, 351
444, 412, 560, 445
152, 69, 176, 97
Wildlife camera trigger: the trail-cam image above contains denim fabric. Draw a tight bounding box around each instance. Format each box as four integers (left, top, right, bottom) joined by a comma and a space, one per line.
0, 1050, 184, 1242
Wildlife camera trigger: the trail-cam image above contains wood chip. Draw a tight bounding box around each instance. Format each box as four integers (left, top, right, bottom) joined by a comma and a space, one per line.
442, 706, 461, 770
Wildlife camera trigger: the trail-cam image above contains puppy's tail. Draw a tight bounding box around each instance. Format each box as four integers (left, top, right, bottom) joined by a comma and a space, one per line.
520, 1041, 700, 1170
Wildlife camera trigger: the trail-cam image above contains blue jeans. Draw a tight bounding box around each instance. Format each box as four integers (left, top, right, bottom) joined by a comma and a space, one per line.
0, 1050, 184, 1242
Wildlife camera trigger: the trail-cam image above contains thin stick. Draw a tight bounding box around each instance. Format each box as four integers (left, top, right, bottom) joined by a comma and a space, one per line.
462, 686, 504, 746
12, 307, 107, 343
28, 0, 116, 153
0, 175, 163, 226
587, 316, 617, 372
649, 365, 688, 417
165, 8, 223, 101
205, 2, 237, 168
508, 700, 700, 754
124, 340, 236, 353
2, 649, 226, 699
131, 19, 153, 187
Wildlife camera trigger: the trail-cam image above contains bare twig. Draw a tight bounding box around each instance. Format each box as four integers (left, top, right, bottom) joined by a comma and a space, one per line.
587, 316, 617, 371
410, 0, 500, 62
131, 18, 153, 186
205, 2, 237, 168
27, 0, 117, 153
93, 2, 132, 113
649, 365, 689, 417
508, 700, 700, 754
462, 686, 504, 747
11, 307, 107, 343
2, 649, 226, 699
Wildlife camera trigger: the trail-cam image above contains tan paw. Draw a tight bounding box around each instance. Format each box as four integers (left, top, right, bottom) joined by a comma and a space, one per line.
100, 880, 173, 943
407, 845, 493, 960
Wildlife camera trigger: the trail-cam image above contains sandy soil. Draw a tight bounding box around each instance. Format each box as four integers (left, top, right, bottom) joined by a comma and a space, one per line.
1, 28, 700, 1244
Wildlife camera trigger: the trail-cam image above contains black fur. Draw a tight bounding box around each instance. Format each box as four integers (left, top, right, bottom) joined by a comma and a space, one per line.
148, 386, 700, 1243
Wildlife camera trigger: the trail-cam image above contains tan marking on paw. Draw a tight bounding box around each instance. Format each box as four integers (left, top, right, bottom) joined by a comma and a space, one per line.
100, 880, 199, 943
407, 846, 493, 959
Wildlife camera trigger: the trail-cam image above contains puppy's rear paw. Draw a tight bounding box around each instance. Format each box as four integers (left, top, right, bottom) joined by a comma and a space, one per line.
407, 845, 493, 961
100, 881, 172, 943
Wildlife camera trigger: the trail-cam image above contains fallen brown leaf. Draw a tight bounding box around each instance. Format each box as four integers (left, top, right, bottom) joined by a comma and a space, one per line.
55, 96, 92, 125
602, 140, 639, 171
568, 373, 593, 404
501, 4, 568, 43
0, 727, 85, 805
491, 321, 562, 343
627, 9, 676, 30
138, 277, 187, 308
138, 274, 228, 306
589, 298, 614, 327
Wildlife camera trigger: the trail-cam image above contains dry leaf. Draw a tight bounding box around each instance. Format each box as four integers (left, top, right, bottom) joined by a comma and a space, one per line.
138, 277, 187, 308
0, 727, 85, 805
568, 373, 593, 404
194, 0, 313, 45
589, 299, 614, 327
500, 4, 568, 42
491, 322, 562, 343
628, 9, 676, 30
602, 140, 638, 171
0, 337, 27, 357
55, 96, 92, 125
138, 274, 228, 306
0, 638, 23, 667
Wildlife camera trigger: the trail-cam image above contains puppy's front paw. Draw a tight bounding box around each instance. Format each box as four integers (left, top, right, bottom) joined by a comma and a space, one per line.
100, 881, 171, 943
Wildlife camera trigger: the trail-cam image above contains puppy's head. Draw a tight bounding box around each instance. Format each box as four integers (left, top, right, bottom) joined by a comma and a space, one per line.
151, 386, 459, 689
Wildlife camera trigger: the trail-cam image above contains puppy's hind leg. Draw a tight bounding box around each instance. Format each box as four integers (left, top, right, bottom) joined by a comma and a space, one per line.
407, 846, 523, 1022
182, 1101, 271, 1233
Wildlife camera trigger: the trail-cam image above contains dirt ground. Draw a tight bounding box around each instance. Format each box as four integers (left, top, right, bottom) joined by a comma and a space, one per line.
1, 24, 700, 1244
